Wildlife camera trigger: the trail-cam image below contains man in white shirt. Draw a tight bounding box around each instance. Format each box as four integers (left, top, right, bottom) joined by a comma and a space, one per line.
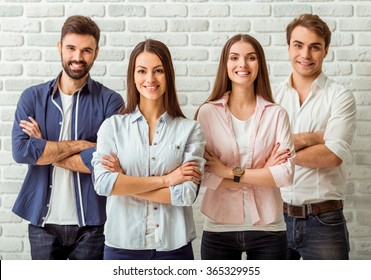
274, 14, 356, 259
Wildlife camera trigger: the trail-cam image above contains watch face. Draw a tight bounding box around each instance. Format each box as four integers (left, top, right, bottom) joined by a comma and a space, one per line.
234, 167, 244, 175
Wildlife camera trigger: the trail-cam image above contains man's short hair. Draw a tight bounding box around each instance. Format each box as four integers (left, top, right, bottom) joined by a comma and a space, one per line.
286, 14, 331, 49
61, 15, 100, 47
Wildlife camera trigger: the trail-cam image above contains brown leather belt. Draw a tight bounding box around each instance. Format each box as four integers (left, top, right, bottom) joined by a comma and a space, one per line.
283, 200, 343, 218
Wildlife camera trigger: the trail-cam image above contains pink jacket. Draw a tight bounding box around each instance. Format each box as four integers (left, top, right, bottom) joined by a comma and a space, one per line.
197, 93, 295, 225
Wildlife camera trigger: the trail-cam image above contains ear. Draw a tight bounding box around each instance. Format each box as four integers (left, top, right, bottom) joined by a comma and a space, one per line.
325, 46, 329, 56
94, 47, 100, 60
57, 41, 62, 55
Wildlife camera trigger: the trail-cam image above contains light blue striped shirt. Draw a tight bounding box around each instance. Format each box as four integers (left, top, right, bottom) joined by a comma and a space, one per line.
92, 108, 205, 251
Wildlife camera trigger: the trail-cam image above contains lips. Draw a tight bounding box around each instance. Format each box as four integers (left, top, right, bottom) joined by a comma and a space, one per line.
69, 61, 86, 71
144, 85, 159, 91
235, 71, 251, 76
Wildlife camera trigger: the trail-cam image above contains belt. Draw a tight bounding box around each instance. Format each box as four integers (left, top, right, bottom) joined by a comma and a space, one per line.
283, 200, 343, 218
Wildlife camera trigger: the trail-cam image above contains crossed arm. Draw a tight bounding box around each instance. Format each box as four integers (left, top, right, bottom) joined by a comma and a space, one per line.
101, 152, 201, 204
292, 132, 342, 168
19, 116, 94, 173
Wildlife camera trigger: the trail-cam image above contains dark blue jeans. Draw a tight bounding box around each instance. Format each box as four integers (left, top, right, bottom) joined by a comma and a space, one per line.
28, 224, 104, 260
284, 210, 349, 260
104, 242, 194, 260
201, 230, 287, 260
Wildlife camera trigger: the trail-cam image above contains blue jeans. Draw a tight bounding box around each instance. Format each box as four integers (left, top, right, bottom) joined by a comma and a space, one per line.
201, 230, 287, 260
104, 242, 194, 260
28, 224, 104, 260
284, 210, 349, 260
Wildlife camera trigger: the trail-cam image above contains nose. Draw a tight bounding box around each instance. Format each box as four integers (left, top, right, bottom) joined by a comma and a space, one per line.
239, 58, 248, 68
301, 46, 310, 59
146, 71, 156, 83
73, 50, 83, 61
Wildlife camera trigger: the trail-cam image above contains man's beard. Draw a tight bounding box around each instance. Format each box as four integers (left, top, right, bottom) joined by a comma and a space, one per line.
62, 59, 93, 80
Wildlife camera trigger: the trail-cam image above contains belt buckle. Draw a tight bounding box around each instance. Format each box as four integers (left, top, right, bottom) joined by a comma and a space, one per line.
288, 205, 307, 218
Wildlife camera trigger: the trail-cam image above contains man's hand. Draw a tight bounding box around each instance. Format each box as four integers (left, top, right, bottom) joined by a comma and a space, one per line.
19, 116, 42, 138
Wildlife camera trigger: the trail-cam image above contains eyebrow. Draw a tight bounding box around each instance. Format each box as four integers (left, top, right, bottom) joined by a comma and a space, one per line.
292, 40, 323, 47
135, 65, 164, 69
229, 52, 257, 56
65, 44, 94, 51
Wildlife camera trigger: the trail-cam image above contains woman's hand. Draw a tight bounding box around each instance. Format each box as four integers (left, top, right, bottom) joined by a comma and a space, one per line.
264, 142, 291, 168
204, 147, 230, 178
19, 116, 42, 138
163, 161, 201, 186
102, 152, 124, 173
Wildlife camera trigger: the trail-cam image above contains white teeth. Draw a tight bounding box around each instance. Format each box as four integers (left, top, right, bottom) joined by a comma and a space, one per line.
146, 86, 157, 90
236, 71, 250, 75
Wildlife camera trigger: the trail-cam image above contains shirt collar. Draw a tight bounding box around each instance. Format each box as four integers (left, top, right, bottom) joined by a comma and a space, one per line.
208, 91, 274, 110
49, 71, 90, 95
286, 72, 327, 92
131, 106, 172, 124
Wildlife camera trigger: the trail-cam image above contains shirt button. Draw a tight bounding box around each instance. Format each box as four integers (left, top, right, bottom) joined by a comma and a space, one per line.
59, 122, 62, 125
155, 224, 159, 228
152, 157, 156, 161
154, 207, 158, 210
159, 119, 163, 123
151, 174, 155, 176
153, 142, 157, 146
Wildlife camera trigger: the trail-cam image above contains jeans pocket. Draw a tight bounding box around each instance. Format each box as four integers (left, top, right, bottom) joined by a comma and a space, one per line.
315, 210, 346, 226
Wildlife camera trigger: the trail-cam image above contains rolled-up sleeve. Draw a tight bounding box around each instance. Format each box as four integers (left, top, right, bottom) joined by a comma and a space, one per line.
324, 89, 356, 162
92, 118, 120, 196
12, 91, 47, 165
268, 108, 295, 188
170, 121, 206, 206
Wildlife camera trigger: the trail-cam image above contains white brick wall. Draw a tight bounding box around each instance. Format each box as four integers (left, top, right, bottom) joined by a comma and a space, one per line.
1, 0, 370, 260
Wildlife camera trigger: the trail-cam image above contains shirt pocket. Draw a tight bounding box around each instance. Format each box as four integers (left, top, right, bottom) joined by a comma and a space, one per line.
161, 143, 185, 169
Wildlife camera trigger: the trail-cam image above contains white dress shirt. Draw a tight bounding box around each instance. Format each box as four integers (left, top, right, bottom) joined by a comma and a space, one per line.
274, 72, 356, 205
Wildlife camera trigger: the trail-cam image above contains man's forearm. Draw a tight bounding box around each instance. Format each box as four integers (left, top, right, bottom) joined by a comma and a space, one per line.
53, 153, 91, 173
36, 140, 95, 165
294, 144, 342, 168
293, 132, 324, 151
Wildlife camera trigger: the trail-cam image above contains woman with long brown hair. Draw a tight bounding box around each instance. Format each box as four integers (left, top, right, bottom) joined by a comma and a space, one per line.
92, 39, 205, 260
196, 34, 294, 260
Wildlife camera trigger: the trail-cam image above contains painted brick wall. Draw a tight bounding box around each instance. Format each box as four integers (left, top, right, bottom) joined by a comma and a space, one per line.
0, 0, 370, 260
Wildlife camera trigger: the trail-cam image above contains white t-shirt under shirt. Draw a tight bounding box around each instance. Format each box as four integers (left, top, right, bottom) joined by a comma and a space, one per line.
45, 88, 78, 225
204, 112, 285, 232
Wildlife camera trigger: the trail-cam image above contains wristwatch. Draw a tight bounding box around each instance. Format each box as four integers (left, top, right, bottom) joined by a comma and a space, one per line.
232, 166, 245, 182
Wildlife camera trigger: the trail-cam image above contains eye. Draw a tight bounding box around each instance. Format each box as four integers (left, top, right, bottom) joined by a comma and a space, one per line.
155, 68, 164, 73
247, 55, 256, 61
293, 43, 302, 49
137, 69, 145, 74
83, 49, 93, 54
311, 45, 321, 51
229, 55, 238, 61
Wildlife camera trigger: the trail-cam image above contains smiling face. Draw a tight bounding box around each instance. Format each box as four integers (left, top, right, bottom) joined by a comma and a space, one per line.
134, 51, 167, 103
58, 33, 98, 81
227, 41, 259, 90
288, 25, 328, 81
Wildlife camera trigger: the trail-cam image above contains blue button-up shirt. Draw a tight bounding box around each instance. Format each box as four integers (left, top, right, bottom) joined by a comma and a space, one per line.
92, 108, 205, 251
12, 73, 124, 227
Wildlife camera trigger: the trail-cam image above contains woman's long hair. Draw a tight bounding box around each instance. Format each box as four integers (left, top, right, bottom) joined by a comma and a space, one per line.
195, 34, 274, 119
119, 39, 185, 118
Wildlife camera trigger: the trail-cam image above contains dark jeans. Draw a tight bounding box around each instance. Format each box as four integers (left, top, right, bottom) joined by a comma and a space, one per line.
284, 210, 349, 260
104, 242, 194, 260
28, 224, 104, 260
201, 230, 287, 260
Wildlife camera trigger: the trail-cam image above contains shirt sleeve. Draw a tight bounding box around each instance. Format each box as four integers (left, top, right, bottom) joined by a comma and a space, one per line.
91, 118, 120, 196
12, 90, 47, 165
324, 88, 356, 162
196, 105, 224, 191
268, 107, 296, 188
169, 121, 206, 207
